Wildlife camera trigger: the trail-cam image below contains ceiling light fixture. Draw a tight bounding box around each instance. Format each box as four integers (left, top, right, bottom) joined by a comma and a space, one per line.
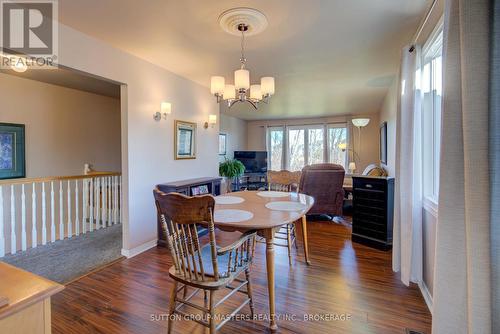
211, 8, 274, 110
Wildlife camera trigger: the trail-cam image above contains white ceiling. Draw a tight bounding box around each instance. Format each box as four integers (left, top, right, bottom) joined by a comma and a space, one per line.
58, 0, 429, 120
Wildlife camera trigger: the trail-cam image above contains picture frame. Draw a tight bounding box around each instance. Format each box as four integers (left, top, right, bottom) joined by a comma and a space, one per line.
219, 133, 227, 155
174, 120, 196, 160
380, 122, 387, 165
0, 123, 26, 180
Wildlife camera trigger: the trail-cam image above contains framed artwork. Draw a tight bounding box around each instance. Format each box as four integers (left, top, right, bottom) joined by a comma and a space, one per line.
174, 120, 196, 160
380, 122, 387, 165
219, 133, 227, 155
0, 123, 26, 180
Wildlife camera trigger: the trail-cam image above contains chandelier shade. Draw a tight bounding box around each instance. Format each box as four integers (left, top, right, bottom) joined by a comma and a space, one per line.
234, 69, 250, 90
210, 76, 225, 95
223, 84, 236, 100
250, 85, 262, 100
261, 77, 275, 95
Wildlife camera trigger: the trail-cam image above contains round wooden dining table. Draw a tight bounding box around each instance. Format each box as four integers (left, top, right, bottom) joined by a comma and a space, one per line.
213, 190, 314, 331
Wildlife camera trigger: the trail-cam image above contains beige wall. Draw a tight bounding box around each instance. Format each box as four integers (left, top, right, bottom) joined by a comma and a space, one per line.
57, 24, 219, 255
379, 79, 398, 176
219, 114, 247, 162
0, 73, 121, 177
246, 114, 381, 173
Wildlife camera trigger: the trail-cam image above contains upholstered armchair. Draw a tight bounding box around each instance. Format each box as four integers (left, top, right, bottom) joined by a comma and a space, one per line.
299, 163, 345, 218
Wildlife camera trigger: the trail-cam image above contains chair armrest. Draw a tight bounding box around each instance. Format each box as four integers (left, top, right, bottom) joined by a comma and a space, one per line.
217, 230, 257, 256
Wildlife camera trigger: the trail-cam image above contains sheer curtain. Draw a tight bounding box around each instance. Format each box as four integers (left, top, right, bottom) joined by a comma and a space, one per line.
432, 0, 492, 332
393, 45, 423, 286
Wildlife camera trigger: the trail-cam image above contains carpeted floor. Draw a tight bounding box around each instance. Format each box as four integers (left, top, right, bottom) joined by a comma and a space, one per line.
2, 224, 123, 284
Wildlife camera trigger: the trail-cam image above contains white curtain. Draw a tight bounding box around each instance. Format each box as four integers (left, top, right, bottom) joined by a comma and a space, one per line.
432, 0, 492, 333
393, 45, 423, 286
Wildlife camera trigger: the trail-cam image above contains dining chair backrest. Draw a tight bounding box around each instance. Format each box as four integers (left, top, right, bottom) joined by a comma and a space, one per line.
267, 170, 302, 192
154, 190, 219, 281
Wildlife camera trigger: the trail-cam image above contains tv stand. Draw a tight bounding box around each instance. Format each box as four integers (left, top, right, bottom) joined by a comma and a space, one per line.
235, 172, 267, 191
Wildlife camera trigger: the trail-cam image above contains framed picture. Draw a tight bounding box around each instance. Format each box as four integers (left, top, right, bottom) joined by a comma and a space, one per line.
380, 122, 387, 165
175, 120, 196, 160
0, 123, 26, 180
219, 133, 227, 155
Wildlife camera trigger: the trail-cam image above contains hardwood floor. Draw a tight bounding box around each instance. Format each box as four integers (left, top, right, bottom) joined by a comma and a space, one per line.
52, 220, 432, 334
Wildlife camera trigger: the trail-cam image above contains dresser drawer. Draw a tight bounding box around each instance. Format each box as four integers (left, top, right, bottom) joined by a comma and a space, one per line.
353, 178, 387, 192
353, 188, 386, 201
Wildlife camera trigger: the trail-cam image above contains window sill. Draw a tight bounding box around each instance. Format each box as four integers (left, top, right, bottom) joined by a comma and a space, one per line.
423, 197, 438, 218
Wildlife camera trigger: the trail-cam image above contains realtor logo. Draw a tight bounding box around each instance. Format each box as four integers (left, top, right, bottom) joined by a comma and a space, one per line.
0, 0, 58, 69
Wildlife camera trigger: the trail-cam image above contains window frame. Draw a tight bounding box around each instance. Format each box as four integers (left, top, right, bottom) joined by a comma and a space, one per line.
266, 122, 349, 172
421, 19, 444, 207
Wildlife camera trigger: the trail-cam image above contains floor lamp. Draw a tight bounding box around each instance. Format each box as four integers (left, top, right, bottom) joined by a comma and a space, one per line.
351, 118, 370, 173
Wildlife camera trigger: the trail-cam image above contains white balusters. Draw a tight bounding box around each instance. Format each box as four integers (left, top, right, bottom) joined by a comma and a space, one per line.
0, 173, 121, 258
0, 186, 4, 257
82, 179, 87, 234
59, 181, 64, 240
102, 177, 107, 227
113, 176, 118, 224
10, 185, 16, 254
42, 183, 47, 245
50, 181, 55, 242
21, 184, 27, 251
31, 183, 37, 248
95, 177, 100, 229
67, 180, 72, 238
89, 178, 94, 232
75, 180, 80, 236
107, 177, 112, 226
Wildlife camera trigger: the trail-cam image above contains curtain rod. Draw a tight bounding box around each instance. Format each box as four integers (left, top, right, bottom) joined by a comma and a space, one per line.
409, 0, 438, 52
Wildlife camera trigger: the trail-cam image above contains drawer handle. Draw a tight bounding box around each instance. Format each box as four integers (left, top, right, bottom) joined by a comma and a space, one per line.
365, 184, 373, 188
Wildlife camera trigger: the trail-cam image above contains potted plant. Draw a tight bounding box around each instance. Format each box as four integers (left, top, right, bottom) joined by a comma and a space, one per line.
219, 159, 245, 193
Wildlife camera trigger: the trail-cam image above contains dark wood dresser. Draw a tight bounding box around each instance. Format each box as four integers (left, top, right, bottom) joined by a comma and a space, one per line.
352, 176, 394, 251
156, 176, 222, 246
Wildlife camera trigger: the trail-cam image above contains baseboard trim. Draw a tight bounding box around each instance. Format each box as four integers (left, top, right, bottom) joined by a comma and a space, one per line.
121, 239, 157, 258
418, 280, 433, 315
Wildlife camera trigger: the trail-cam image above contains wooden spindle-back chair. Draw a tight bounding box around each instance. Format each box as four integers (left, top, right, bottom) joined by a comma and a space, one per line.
266, 170, 302, 265
154, 190, 257, 334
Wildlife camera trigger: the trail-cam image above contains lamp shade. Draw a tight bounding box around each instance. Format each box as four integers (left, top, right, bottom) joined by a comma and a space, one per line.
208, 114, 217, 125
338, 142, 347, 150
223, 84, 236, 100
210, 76, 225, 95
234, 69, 250, 90
348, 162, 357, 171
261, 77, 275, 95
250, 85, 262, 100
160, 102, 171, 114
352, 118, 370, 127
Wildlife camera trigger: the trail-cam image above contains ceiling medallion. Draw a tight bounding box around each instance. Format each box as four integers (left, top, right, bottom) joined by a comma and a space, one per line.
211, 8, 274, 110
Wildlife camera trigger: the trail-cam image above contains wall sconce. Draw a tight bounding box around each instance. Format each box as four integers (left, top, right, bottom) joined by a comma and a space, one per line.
154, 102, 171, 121
204, 114, 217, 129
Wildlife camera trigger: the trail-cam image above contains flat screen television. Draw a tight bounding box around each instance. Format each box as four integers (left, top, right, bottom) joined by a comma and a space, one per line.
234, 151, 268, 173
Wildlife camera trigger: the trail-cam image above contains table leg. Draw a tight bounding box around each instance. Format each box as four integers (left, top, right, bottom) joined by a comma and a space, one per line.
264, 228, 278, 331
301, 215, 311, 265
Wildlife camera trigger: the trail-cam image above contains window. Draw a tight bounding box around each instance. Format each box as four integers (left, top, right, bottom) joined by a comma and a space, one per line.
327, 125, 348, 167
422, 24, 443, 202
266, 123, 348, 172
287, 127, 305, 171
308, 127, 324, 165
267, 127, 284, 171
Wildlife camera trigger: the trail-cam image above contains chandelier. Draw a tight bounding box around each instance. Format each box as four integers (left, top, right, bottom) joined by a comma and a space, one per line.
210, 11, 275, 110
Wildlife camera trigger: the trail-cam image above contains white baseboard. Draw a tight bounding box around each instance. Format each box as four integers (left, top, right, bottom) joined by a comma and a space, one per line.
121, 239, 157, 258
418, 280, 433, 315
